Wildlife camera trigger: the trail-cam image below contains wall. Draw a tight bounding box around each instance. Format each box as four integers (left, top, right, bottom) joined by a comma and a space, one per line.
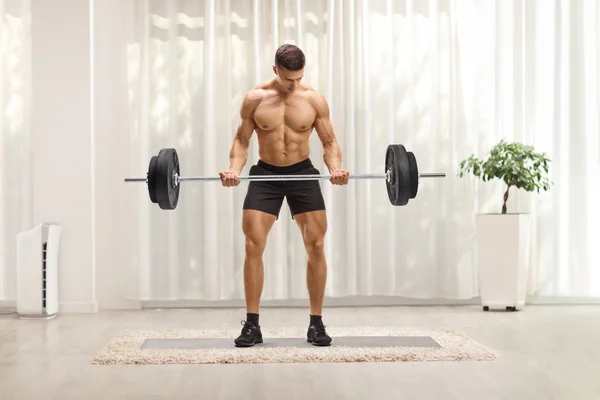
28, 0, 140, 312
31, 0, 96, 313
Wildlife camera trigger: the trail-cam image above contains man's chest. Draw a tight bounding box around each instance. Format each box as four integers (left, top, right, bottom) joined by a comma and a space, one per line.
254, 94, 317, 132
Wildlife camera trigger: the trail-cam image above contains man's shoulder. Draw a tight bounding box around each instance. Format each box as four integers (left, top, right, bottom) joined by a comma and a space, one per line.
251, 79, 277, 94
300, 82, 317, 95
240, 88, 265, 118
243, 88, 265, 102
243, 79, 269, 97
301, 85, 328, 113
300, 84, 325, 100
242, 84, 270, 110
244, 80, 279, 103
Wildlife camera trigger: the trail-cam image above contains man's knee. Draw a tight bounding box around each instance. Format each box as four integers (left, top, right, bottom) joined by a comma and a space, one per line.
304, 236, 325, 261
245, 235, 267, 258
242, 210, 276, 259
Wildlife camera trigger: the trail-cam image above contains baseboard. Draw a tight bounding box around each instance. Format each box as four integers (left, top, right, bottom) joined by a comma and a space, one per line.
526, 296, 600, 305
59, 301, 99, 313
142, 295, 600, 309
0, 300, 16, 314
3, 300, 100, 314
142, 296, 482, 309
98, 299, 142, 311
7, 296, 594, 312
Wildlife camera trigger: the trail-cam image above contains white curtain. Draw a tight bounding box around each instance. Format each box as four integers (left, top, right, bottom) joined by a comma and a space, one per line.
119, 0, 599, 302
0, 0, 31, 304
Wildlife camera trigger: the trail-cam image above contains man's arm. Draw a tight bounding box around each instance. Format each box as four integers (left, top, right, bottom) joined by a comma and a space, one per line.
221, 90, 262, 186
310, 92, 349, 185
311, 93, 341, 172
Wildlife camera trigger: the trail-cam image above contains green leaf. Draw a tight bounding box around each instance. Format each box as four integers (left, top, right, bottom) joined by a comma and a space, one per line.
457, 140, 553, 212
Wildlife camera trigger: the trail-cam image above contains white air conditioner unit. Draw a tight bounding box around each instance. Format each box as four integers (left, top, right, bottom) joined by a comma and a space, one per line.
16, 223, 62, 319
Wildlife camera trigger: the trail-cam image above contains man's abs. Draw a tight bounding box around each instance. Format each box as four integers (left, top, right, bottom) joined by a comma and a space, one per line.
253, 126, 312, 166
252, 91, 317, 166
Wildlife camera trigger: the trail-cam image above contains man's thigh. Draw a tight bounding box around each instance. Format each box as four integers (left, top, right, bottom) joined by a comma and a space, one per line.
242, 209, 277, 241
293, 210, 328, 242
286, 180, 326, 219
242, 166, 286, 219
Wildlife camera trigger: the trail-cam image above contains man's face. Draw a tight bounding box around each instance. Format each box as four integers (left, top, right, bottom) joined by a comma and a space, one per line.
273, 65, 304, 93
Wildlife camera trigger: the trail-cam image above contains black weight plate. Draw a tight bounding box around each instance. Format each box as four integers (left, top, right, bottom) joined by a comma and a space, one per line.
385, 144, 411, 206
147, 156, 158, 204
155, 148, 180, 210
407, 151, 419, 199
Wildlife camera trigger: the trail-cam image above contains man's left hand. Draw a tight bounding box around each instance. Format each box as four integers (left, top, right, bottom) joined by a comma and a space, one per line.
330, 168, 350, 185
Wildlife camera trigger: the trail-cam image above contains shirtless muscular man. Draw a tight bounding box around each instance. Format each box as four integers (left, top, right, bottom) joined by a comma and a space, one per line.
219, 44, 349, 347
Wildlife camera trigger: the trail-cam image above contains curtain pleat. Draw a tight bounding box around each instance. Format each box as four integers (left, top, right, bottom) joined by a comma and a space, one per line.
116, 0, 600, 301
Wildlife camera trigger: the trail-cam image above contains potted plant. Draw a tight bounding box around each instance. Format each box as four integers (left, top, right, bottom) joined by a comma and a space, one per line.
458, 140, 551, 311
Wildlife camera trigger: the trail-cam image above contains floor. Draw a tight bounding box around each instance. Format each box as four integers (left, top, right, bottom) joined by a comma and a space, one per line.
1, 305, 599, 400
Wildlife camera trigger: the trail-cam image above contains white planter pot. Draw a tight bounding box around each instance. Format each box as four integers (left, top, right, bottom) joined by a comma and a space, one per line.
476, 213, 530, 311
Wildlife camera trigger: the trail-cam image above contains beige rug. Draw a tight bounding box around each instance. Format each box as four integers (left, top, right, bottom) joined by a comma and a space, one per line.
91, 326, 497, 365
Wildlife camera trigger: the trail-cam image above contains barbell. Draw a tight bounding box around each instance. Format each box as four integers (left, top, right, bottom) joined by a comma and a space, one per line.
123, 144, 446, 210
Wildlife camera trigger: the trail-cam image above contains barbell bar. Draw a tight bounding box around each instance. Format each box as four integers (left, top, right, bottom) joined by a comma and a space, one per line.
124, 172, 387, 183
123, 144, 446, 210
125, 172, 445, 183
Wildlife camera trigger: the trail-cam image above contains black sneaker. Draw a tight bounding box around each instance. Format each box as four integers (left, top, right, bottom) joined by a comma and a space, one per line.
307, 323, 332, 346
234, 320, 263, 347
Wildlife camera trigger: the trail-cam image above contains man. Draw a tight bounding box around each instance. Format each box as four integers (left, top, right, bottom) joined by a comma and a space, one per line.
219, 44, 349, 347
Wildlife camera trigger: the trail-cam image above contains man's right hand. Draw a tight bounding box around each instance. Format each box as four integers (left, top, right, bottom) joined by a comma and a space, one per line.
219, 170, 240, 187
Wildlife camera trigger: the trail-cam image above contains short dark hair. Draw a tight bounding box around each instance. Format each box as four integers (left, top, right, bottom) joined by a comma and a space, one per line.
274, 44, 305, 71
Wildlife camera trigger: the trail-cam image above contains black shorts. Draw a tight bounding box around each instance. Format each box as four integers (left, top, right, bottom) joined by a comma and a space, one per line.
242, 158, 326, 219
